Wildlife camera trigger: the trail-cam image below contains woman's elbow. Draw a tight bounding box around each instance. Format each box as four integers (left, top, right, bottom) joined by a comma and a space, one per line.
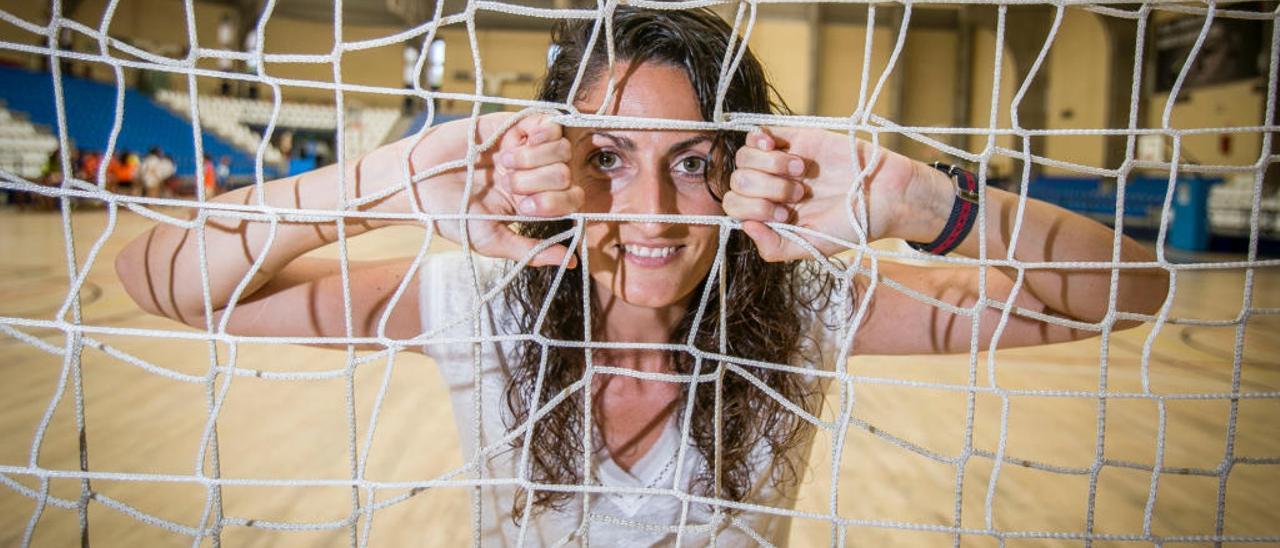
114, 232, 204, 323
1113, 266, 1170, 332
115, 237, 163, 318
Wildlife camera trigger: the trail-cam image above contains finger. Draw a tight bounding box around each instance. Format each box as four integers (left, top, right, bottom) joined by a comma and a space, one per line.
748, 127, 776, 152
736, 146, 806, 178
507, 162, 571, 194
730, 169, 805, 203
489, 229, 579, 269
515, 186, 584, 217
527, 116, 564, 146
741, 220, 807, 262
499, 138, 571, 170
722, 190, 792, 224
515, 114, 564, 147
757, 125, 797, 149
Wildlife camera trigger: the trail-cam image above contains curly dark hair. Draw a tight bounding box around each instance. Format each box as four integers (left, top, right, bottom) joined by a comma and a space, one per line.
502, 6, 839, 520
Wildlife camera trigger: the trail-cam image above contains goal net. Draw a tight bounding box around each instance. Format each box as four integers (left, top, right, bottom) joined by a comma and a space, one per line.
0, 0, 1278, 546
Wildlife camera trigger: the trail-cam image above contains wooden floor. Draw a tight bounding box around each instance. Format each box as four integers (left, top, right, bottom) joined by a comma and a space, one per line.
0, 206, 1277, 547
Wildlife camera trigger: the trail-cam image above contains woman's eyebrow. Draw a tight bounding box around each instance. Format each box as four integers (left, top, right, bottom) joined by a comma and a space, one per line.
669, 135, 712, 154
578, 131, 635, 151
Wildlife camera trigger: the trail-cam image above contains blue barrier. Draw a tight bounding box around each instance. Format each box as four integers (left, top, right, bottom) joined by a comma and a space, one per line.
402, 109, 467, 138
0, 66, 267, 178
1027, 175, 1221, 251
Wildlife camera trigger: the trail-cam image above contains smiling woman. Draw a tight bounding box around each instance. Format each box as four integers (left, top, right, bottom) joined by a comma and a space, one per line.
111, 6, 1169, 545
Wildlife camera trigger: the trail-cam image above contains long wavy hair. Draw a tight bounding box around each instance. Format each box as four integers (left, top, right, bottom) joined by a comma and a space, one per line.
502, 6, 839, 520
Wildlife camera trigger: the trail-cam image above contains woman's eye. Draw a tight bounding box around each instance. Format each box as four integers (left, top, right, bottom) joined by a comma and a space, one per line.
590, 151, 620, 170
676, 156, 707, 176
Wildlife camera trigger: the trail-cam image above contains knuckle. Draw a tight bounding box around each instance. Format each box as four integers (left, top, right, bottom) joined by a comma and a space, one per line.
526, 193, 548, 214
543, 120, 563, 138
511, 147, 531, 167
554, 139, 571, 161
770, 153, 789, 173
552, 163, 570, 184
721, 192, 744, 216
753, 200, 776, 220
774, 181, 798, 202
732, 170, 760, 193
508, 173, 528, 193
567, 186, 585, 207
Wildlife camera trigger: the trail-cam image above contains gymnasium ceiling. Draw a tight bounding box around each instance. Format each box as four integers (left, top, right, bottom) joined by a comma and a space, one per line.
200, 0, 969, 31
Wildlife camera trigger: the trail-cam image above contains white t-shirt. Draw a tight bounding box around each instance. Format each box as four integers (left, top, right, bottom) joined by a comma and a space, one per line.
419, 251, 848, 546
139, 155, 175, 190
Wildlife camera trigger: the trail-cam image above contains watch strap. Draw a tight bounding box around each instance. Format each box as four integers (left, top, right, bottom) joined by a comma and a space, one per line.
907, 162, 980, 255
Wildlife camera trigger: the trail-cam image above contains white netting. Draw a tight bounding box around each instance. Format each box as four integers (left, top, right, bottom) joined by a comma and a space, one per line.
1, 0, 1279, 545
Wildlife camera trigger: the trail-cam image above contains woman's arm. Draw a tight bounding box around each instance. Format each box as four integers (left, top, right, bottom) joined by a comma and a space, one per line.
723, 127, 1170, 354
115, 112, 578, 338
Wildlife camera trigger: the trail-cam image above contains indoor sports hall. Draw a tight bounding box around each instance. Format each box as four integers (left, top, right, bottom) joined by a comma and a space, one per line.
0, 0, 1277, 545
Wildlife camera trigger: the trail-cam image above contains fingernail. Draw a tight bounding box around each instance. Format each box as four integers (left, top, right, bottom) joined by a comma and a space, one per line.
788, 159, 804, 177
518, 198, 536, 214
759, 136, 773, 151
773, 206, 789, 223
500, 152, 515, 168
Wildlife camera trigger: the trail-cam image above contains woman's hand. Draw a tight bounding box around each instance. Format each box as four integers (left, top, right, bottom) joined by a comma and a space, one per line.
722, 127, 950, 261
412, 112, 583, 268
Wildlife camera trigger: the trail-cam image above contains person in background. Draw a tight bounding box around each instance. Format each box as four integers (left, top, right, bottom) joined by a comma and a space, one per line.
108, 151, 140, 196
78, 151, 102, 185
215, 155, 232, 191
242, 29, 260, 100
202, 156, 218, 197
217, 14, 236, 96
28, 149, 64, 210
139, 147, 176, 198
403, 43, 419, 114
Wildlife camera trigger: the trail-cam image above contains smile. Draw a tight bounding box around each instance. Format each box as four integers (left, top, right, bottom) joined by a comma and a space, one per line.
617, 244, 684, 267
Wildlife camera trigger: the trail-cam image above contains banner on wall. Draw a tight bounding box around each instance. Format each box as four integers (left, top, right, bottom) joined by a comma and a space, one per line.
1154, 11, 1265, 93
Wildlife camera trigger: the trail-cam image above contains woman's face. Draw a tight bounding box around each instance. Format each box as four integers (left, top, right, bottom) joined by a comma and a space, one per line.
567, 62, 723, 310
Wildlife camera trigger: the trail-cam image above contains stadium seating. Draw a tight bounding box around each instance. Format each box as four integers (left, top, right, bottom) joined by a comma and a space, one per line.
0, 107, 58, 179
0, 66, 259, 178
1210, 175, 1280, 235
156, 90, 401, 164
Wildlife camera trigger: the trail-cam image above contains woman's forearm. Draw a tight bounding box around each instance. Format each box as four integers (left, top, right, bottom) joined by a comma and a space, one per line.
900, 166, 1170, 325
114, 129, 446, 324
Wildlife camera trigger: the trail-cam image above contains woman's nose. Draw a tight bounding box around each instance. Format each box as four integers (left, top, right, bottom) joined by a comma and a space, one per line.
618, 167, 673, 235
619, 167, 671, 215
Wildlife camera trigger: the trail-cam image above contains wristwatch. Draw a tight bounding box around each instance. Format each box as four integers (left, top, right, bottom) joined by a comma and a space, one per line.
906, 162, 981, 255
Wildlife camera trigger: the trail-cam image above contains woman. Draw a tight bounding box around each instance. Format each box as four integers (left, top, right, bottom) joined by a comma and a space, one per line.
115, 7, 1168, 545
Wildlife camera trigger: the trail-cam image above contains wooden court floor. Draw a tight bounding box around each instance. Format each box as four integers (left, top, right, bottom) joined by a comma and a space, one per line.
0, 207, 1277, 546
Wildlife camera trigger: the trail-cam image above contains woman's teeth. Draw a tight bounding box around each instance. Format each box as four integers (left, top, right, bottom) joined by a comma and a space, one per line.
622, 245, 679, 258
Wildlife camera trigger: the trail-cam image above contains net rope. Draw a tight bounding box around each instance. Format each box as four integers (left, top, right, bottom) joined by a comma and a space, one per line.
0, 0, 1279, 545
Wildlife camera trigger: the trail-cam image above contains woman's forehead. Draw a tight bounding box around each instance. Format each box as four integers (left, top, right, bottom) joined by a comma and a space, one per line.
570, 129, 713, 153
573, 62, 702, 122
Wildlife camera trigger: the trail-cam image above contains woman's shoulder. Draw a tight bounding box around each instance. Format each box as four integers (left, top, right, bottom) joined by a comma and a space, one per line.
791, 259, 857, 368
419, 250, 520, 317
418, 250, 523, 361
423, 250, 512, 282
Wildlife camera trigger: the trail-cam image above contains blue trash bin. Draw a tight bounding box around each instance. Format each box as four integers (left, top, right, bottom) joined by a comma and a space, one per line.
1169, 177, 1216, 252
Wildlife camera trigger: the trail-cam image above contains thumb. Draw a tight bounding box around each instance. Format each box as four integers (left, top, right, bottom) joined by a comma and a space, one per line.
488, 227, 579, 269
741, 221, 805, 263
525, 115, 563, 146
749, 126, 795, 152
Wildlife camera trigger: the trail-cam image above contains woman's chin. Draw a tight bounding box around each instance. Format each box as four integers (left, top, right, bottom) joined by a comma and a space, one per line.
608, 279, 694, 310
619, 293, 682, 309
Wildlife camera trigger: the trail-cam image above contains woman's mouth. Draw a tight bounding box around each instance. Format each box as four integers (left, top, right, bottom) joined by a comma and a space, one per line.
617, 243, 684, 267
